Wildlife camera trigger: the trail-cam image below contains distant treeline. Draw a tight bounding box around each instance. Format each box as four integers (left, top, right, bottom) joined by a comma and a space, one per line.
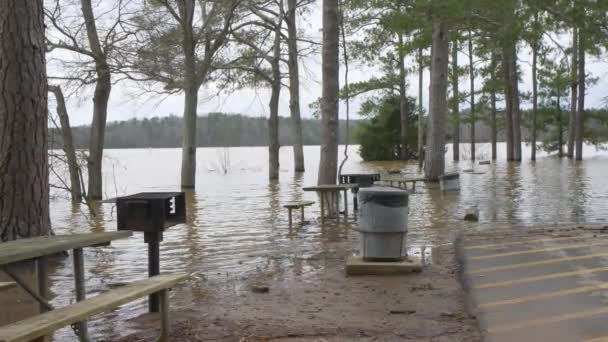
50, 113, 362, 149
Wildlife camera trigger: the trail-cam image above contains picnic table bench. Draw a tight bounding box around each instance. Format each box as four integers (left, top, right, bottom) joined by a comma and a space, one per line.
380, 176, 426, 191
302, 184, 358, 223
0, 273, 187, 342
0, 231, 189, 342
283, 201, 315, 226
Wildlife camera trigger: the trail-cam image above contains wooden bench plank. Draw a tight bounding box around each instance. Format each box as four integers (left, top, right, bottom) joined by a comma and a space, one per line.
0, 273, 188, 342
283, 201, 315, 209
0, 282, 16, 291
0, 232, 132, 266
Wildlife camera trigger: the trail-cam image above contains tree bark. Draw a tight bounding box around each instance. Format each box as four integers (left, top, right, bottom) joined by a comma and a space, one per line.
490, 53, 498, 160
81, 0, 111, 200
49, 85, 83, 202
425, 20, 449, 181
510, 45, 522, 162
451, 39, 459, 161
318, 0, 339, 185
180, 2, 198, 189
557, 94, 563, 157
1, 0, 51, 241
398, 33, 408, 160
567, 28, 578, 158
286, 0, 305, 172
268, 12, 282, 180
468, 31, 475, 161
531, 26, 538, 161
575, 31, 585, 161
417, 48, 425, 167
502, 50, 513, 161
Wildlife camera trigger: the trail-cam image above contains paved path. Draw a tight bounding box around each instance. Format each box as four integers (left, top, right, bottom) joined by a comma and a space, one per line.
458, 225, 608, 342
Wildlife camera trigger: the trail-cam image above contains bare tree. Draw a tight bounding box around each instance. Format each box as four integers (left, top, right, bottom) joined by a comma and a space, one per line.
575, 30, 585, 160
567, 28, 577, 158
451, 39, 459, 161
49, 85, 83, 202
1, 0, 51, 241
286, 0, 305, 172
45, 0, 137, 200
425, 20, 449, 181
132, 0, 240, 188
318, 0, 339, 185
417, 48, 425, 167
468, 31, 476, 161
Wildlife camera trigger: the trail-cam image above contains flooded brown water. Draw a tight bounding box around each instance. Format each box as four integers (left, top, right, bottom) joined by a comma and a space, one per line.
46, 143, 608, 340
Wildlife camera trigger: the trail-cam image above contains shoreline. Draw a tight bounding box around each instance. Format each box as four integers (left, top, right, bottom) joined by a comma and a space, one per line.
109, 239, 481, 341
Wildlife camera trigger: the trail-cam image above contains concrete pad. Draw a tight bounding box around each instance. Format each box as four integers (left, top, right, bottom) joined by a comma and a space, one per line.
345, 256, 422, 275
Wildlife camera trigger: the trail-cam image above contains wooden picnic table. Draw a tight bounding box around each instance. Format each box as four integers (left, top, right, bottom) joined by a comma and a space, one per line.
0, 231, 132, 340
302, 184, 359, 223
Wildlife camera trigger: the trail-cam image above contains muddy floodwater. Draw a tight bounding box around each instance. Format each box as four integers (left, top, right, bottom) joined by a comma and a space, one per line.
45, 143, 608, 340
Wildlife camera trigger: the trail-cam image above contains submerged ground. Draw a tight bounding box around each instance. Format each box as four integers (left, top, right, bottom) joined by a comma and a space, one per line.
43, 144, 608, 340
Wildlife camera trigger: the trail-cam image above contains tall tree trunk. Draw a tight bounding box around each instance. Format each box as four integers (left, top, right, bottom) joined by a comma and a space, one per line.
510, 45, 522, 162
398, 33, 408, 160
575, 31, 585, 161
318, 0, 339, 185
425, 20, 449, 181
490, 53, 498, 160
468, 31, 475, 161
0, 0, 50, 240
502, 49, 513, 161
50, 85, 83, 202
82, 0, 111, 199
0, 0, 51, 325
531, 27, 538, 161
557, 94, 563, 157
451, 39, 459, 161
567, 28, 578, 158
180, 3, 198, 189
269, 14, 282, 180
417, 48, 425, 167
286, 0, 304, 172
181, 83, 198, 188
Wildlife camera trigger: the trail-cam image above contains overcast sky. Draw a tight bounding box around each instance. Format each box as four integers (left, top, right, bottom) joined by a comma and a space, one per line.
54, 2, 608, 126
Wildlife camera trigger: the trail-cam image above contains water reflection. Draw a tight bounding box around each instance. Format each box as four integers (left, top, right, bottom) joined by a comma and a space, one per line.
45, 144, 608, 340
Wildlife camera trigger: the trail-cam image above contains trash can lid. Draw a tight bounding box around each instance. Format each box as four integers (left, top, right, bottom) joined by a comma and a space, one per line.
359, 186, 408, 207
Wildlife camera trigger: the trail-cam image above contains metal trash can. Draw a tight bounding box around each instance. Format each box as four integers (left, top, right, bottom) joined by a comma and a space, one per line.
439, 172, 460, 191
357, 187, 408, 261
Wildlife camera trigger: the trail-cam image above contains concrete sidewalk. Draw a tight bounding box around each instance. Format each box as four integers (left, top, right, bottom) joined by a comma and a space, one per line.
458, 224, 608, 342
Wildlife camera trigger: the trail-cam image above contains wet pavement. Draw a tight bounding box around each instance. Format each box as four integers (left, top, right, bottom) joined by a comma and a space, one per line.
458, 225, 608, 342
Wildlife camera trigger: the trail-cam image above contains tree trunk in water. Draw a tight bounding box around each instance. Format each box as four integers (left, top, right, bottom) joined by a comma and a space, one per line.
425, 21, 449, 181
531, 32, 538, 161
511, 46, 522, 162
269, 17, 282, 180
82, 0, 111, 199
575, 32, 585, 161
490, 53, 498, 160
468, 31, 475, 161
0, 0, 51, 325
180, 3, 198, 189
502, 47, 514, 161
286, 0, 304, 172
417, 48, 425, 167
557, 94, 563, 157
567, 28, 578, 158
181, 84, 198, 188
451, 39, 459, 161
398, 33, 408, 160
50, 86, 82, 202
318, 0, 339, 185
